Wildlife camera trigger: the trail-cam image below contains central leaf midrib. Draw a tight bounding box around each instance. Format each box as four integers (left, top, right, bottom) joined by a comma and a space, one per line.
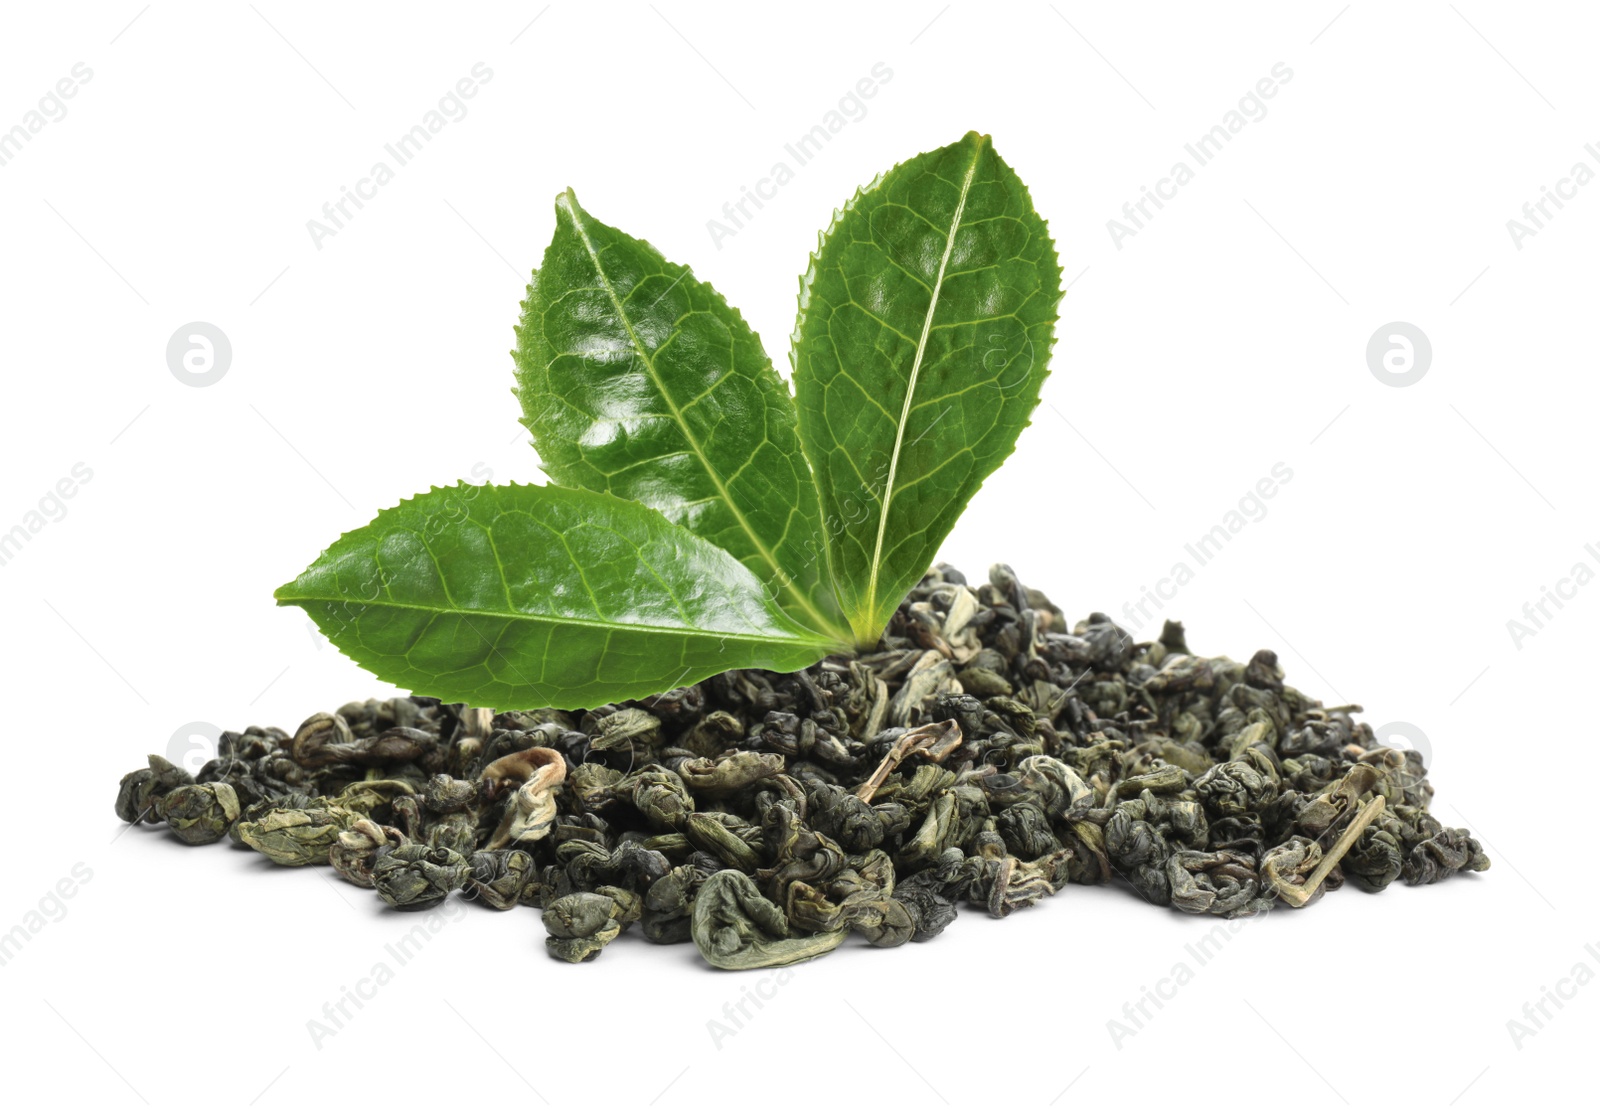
285, 590, 830, 648
561, 193, 845, 643
861, 136, 986, 634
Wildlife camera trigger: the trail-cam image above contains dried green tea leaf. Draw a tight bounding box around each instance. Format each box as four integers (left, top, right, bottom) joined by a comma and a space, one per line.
691, 869, 847, 970
792, 132, 1063, 644
542, 887, 641, 963
371, 845, 471, 910
275, 483, 837, 709
159, 783, 240, 846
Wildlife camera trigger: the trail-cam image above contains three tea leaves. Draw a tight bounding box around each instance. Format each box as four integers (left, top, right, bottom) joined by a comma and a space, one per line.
279, 134, 1062, 707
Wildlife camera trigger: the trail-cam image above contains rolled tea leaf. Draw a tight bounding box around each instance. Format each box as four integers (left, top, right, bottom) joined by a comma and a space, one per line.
484, 747, 566, 850
159, 783, 241, 846
464, 849, 538, 910
641, 864, 704, 944
371, 845, 471, 910
515, 191, 849, 643
330, 819, 409, 888
276, 483, 839, 710
238, 804, 357, 867
691, 869, 847, 970
542, 887, 641, 963
115, 755, 193, 824
791, 132, 1063, 644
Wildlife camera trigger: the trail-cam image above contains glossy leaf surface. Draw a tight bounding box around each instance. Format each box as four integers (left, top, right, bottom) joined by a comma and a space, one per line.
275, 483, 836, 709
791, 132, 1062, 644
514, 191, 845, 641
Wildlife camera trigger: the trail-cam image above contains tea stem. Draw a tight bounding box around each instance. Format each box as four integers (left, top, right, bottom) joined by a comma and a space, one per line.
1277, 794, 1386, 908
853, 719, 962, 803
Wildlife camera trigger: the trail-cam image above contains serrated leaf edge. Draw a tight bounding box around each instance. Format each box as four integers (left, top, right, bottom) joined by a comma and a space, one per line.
789, 131, 1066, 643
511, 192, 851, 646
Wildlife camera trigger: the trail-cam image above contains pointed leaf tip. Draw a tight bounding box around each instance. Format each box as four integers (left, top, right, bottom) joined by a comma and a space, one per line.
513, 193, 849, 642
790, 133, 1062, 643
274, 483, 836, 709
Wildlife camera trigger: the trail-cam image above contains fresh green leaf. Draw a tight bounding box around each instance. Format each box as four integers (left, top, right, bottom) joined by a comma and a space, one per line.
791, 132, 1062, 645
275, 483, 837, 710
514, 191, 847, 642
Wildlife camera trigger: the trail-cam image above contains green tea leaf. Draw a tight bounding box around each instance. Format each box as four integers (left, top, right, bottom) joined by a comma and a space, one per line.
792, 132, 1062, 644
275, 483, 836, 710
514, 191, 847, 642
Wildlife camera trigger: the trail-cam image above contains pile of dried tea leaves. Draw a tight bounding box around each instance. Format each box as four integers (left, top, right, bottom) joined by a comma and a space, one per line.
113, 565, 1489, 968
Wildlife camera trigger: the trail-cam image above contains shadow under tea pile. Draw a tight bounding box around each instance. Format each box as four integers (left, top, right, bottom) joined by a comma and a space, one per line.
113, 565, 1489, 968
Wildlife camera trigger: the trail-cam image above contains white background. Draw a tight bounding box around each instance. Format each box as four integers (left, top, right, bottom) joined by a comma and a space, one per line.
0, 2, 1590, 1106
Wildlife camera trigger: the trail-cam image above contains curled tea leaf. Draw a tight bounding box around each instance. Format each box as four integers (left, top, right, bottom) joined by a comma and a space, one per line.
464, 849, 538, 910
371, 845, 471, 910
692, 869, 847, 970
484, 746, 567, 850
641, 864, 707, 945
330, 819, 409, 889
159, 783, 240, 846
239, 804, 358, 867
542, 887, 641, 963
115, 755, 193, 825
629, 768, 696, 831
676, 752, 785, 798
